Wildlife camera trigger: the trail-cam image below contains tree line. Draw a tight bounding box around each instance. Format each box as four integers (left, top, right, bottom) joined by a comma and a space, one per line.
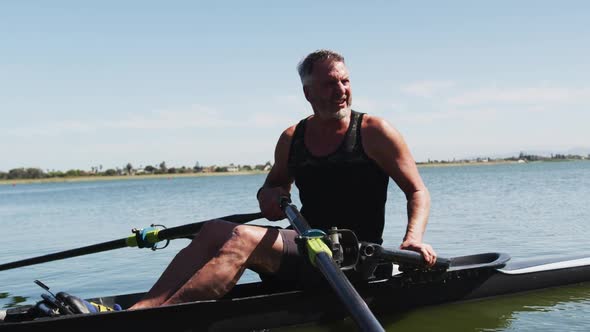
418, 153, 589, 165
0, 161, 273, 180
3, 153, 588, 181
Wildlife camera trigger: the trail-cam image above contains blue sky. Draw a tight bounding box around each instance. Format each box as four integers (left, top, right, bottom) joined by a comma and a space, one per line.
1, 1, 589, 171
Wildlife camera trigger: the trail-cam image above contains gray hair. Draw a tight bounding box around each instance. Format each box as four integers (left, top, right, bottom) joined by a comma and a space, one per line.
297, 49, 345, 86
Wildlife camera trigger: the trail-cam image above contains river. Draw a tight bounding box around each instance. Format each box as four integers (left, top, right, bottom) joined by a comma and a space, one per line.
1, 161, 589, 331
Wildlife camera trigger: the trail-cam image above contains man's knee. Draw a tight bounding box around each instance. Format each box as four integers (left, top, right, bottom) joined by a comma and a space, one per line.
186, 219, 238, 251
195, 220, 269, 248
232, 224, 277, 248
191, 221, 282, 259
235, 226, 284, 272
198, 219, 234, 234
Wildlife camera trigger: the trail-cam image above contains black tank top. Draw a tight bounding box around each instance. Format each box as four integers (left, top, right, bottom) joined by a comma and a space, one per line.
287, 111, 389, 244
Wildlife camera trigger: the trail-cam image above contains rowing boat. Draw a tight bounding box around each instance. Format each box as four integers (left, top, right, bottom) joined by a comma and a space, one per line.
2, 247, 590, 331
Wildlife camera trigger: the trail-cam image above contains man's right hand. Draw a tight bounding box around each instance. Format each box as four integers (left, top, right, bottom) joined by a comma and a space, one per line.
400, 239, 437, 267
257, 187, 290, 221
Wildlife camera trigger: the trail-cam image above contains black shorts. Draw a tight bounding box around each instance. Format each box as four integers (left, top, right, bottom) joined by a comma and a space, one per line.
258, 228, 327, 288
258, 228, 385, 288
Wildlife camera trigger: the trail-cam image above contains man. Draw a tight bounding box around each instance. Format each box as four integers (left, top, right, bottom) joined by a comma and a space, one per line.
130, 50, 436, 309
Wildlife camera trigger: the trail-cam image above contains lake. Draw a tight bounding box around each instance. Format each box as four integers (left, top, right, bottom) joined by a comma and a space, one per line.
1, 161, 589, 331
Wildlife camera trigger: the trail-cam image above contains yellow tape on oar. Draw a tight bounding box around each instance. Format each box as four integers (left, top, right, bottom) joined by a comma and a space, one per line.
306, 237, 332, 267
88, 302, 118, 312
125, 227, 161, 248
125, 234, 138, 247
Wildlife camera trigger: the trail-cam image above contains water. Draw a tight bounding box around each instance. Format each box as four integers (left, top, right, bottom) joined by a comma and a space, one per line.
1, 161, 589, 330
281, 283, 590, 332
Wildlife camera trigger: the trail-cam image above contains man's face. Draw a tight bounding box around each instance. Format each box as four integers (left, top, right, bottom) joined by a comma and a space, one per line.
304, 60, 352, 120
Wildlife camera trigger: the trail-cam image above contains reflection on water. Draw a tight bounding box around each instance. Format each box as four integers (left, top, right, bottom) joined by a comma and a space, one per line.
0, 292, 28, 309
384, 282, 590, 332
278, 282, 590, 332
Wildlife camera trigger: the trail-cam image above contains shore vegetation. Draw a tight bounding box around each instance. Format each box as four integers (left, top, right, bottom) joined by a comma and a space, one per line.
418, 152, 588, 167
1, 153, 588, 185
1, 161, 272, 184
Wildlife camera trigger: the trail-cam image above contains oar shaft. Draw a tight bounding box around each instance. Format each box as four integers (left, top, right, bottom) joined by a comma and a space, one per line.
314, 252, 385, 331
0, 239, 127, 272
282, 201, 385, 332
282, 204, 311, 234
0, 212, 264, 272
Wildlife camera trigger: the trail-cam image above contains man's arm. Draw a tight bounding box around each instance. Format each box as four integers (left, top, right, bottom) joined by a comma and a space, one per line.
362, 115, 437, 266
257, 126, 296, 221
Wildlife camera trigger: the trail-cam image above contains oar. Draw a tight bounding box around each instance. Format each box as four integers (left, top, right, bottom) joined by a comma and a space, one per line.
0, 212, 263, 272
361, 243, 451, 269
280, 198, 385, 332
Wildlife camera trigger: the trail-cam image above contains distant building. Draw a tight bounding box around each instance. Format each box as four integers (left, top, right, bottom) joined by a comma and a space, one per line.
255, 162, 273, 171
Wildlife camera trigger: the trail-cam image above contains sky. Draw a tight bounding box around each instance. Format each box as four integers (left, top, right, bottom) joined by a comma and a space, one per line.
1, 1, 589, 171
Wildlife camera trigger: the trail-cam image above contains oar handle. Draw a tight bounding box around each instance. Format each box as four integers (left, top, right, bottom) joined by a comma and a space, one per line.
281, 201, 311, 234
361, 244, 451, 269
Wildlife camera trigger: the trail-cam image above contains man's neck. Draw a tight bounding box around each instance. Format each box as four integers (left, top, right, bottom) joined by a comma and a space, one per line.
304, 111, 352, 156
309, 113, 350, 133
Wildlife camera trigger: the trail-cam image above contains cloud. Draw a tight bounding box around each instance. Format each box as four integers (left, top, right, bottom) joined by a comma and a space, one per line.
0, 99, 312, 139
5, 84, 587, 141
400, 80, 455, 98
0, 106, 237, 139
448, 87, 590, 106
393, 107, 503, 125
106, 105, 236, 129
245, 94, 309, 127
352, 97, 381, 112
389, 82, 590, 128
1, 120, 95, 138
248, 112, 298, 127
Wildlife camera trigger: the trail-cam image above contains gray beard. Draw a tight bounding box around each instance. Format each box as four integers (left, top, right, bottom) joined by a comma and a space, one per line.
316, 106, 351, 120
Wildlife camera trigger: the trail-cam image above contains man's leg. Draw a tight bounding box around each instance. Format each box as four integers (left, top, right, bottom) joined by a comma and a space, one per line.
130, 220, 284, 309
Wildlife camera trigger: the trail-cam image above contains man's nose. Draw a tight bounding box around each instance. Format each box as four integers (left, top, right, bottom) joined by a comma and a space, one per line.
336, 82, 346, 95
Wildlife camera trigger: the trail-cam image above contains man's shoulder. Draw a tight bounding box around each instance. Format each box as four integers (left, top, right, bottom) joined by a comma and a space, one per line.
275, 124, 298, 149
281, 124, 297, 138
360, 113, 404, 153
361, 114, 391, 133
281, 115, 311, 138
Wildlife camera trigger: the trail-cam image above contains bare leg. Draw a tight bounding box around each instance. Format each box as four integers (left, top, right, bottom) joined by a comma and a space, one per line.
130, 220, 284, 309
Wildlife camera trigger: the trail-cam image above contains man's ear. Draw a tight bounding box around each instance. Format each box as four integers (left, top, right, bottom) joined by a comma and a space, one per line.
303, 86, 312, 103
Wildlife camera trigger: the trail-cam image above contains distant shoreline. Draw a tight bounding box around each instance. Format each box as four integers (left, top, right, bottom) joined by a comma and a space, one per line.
0, 171, 269, 185
417, 160, 519, 167
1, 159, 587, 186
417, 159, 587, 168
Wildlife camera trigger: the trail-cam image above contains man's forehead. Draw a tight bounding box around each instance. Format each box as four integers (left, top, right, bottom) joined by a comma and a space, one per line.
313, 60, 349, 78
